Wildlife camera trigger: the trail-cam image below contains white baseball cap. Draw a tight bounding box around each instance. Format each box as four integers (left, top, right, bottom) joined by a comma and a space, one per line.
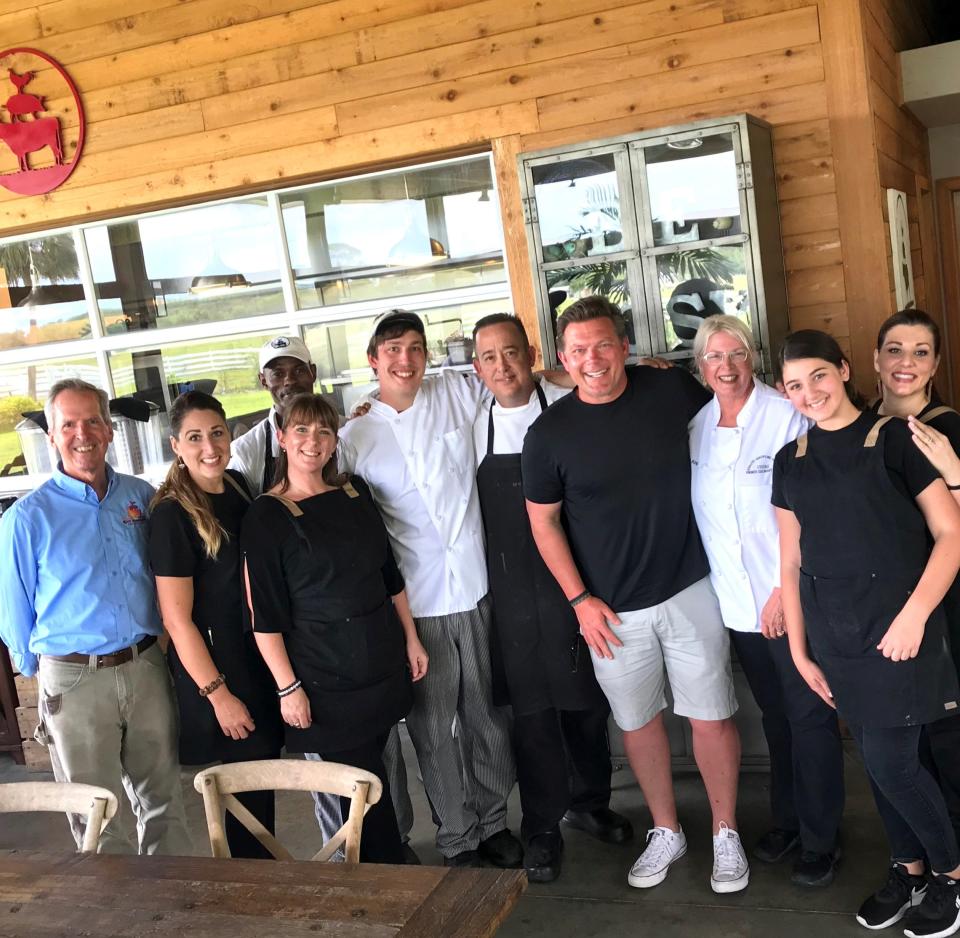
258, 335, 313, 372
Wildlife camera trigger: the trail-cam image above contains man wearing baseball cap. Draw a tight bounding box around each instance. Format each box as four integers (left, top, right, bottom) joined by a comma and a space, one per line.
338, 309, 522, 868
229, 335, 318, 496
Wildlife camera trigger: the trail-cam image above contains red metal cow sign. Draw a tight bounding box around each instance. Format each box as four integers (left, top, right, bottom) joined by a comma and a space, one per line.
0, 48, 85, 196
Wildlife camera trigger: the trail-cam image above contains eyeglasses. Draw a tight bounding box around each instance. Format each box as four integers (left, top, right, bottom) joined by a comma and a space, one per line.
700, 348, 751, 366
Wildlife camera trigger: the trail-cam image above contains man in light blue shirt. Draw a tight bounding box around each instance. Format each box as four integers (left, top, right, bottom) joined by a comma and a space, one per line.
0, 378, 190, 854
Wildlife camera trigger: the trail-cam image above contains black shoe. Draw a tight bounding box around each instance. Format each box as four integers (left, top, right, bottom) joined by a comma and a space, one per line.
791, 846, 840, 887
856, 862, 927, 930
401, 843, 422, 866
444, 849, 483, 868
904, 874, 960, 938
477, 829, 523, 868
524, 830, 563, 883
753, 828, 800, 864
562, 808, 634, 845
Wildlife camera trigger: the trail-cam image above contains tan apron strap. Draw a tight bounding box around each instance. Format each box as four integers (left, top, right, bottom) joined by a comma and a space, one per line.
920, 405, 957, 424
264, 492, 304, 517
223, 472, 251, 503
864, 415, 894, 448
794, 434, 808, 458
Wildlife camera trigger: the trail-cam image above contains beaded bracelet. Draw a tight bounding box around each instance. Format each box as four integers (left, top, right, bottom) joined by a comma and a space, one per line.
277, 679, 302, 698
199, 673, 225, 697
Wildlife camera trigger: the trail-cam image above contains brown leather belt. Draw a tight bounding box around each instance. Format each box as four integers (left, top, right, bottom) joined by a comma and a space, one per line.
43, 635, 157, 669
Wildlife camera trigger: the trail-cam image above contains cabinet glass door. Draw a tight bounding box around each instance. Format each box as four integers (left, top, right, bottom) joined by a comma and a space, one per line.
642, 132, 742, 247
530, 151, 630, 263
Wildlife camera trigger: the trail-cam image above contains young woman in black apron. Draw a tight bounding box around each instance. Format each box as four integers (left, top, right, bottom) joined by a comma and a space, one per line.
149, 391, 283, 859
241, 393, 428, 864
871, 310, 960, 926
773, 330, 960, 938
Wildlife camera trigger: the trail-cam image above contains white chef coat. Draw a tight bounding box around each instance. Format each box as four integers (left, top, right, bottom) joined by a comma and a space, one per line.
338, 370, 489, 619
472, 378, 570, 458
229, 406, 281, 497
689, 378, 810, 632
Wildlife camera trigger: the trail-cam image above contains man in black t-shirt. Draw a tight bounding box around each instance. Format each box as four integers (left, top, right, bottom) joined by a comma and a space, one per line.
522, 297, 745, 894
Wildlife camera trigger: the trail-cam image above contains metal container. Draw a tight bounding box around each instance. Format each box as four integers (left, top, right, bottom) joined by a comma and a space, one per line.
15, 400, 163, 477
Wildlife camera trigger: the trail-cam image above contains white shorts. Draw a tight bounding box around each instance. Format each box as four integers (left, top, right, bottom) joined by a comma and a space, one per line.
591, 576, 738, 731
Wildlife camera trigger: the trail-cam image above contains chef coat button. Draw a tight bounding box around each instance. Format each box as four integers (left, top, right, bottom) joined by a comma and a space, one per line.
726, 503, 732, 509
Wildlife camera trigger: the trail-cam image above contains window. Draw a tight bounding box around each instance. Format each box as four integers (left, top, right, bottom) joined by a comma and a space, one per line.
280, 156, 505, 310
0, 153, 509, 494
519, 115, 789, 375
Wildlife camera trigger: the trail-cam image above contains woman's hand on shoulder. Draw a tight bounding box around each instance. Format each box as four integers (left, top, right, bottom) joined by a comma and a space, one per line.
208, 686, 256, 739
877, 608, 926, 662
907, 415, 960, 486
406, 637, 429, 682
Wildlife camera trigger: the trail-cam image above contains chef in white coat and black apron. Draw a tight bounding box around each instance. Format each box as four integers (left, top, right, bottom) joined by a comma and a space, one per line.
471, 314, 632, 882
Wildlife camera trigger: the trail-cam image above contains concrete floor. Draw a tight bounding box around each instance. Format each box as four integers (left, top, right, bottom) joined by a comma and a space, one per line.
0, 728, 891, 937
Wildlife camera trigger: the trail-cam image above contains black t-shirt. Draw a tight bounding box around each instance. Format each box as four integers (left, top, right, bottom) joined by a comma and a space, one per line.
149, 470, 281, 764
521, 366, 711, 612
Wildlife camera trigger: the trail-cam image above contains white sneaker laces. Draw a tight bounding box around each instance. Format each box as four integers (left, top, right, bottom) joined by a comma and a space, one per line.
713, 824, 745, 877
637, 828, 676, 871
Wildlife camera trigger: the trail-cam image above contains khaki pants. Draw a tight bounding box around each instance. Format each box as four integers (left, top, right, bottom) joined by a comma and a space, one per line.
37, 642, 191, 855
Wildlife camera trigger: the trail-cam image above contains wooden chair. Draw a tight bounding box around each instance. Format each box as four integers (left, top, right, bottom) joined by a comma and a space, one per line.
193, 759, 383, 863
0, 781, 118, 853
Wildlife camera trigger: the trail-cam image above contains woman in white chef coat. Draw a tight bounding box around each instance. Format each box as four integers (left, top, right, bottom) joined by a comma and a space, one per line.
689, 315, 845, 888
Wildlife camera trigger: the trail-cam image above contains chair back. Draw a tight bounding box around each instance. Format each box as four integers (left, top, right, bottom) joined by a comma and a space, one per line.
193, 759, 383, 863
0, 781, 118, 853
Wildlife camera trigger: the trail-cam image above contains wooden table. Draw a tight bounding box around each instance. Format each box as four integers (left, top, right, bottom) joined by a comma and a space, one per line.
0, 851, 527, 937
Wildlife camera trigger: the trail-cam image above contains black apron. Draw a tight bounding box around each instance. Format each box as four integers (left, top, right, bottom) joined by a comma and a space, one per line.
476, 383, 607, 716
264, 489, 412, 753
791, 415, 958, 728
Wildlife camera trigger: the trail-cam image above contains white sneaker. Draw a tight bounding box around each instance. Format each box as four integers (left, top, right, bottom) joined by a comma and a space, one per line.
711, 823, 750, 894
627, 826, 687, 888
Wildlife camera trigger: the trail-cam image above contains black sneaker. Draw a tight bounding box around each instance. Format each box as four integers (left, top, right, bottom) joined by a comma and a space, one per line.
855, 863, 926, 929
791, 846, 840, 887
904, 874, 960, 938
753, 828, 801, 864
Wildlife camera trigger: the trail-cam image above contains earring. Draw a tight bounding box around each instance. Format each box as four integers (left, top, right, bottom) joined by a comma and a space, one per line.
177, 459, 185, 469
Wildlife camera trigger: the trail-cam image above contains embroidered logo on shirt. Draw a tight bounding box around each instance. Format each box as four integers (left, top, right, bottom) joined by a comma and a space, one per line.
123, 501, 145, 525
746, 455, 774, 475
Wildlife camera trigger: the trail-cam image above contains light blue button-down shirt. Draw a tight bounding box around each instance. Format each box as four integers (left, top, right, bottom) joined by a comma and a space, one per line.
0, 464, 161, 677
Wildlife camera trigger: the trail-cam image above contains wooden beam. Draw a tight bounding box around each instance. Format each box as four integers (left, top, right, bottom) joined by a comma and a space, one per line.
816, 0, 883, 395
491, 134, 540, 364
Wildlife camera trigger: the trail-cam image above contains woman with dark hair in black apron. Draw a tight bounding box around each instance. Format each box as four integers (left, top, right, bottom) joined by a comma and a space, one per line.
872, 310, 960, 864
773, 330, 960, 938
149, 390, 283, 859
241, 392, 428, 864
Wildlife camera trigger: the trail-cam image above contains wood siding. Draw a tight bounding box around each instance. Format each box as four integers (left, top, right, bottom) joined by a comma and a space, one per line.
0, 0, 909, 362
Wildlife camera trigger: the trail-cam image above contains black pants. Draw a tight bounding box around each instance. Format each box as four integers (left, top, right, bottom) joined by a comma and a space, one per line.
925, 712, 960, 846
310, 731, 404, 864
730, 630, 844, 854
513, 703, 612, 839
222, 749, 281, 860
848, 721, 960, 872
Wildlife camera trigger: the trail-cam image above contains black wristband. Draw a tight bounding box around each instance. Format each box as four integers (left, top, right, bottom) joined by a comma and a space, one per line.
569, 590, 591, 608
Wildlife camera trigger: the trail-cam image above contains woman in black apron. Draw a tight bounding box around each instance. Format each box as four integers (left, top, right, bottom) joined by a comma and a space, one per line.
773, 330, 960, 938
241, 392, 428, 864
149, 390, 283, 859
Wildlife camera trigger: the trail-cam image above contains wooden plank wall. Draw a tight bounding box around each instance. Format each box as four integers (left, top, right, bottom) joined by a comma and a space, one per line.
862, 0, 937, 324
0, 0, 846, 353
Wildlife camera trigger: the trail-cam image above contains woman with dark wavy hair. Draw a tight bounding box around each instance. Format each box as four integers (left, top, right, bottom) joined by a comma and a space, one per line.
149, 390, 282, 859
774, 330, 960, 936
241, 392, 428, 863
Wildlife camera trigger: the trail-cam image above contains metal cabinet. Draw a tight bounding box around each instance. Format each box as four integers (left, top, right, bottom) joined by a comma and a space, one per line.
518, 114, 789, 379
